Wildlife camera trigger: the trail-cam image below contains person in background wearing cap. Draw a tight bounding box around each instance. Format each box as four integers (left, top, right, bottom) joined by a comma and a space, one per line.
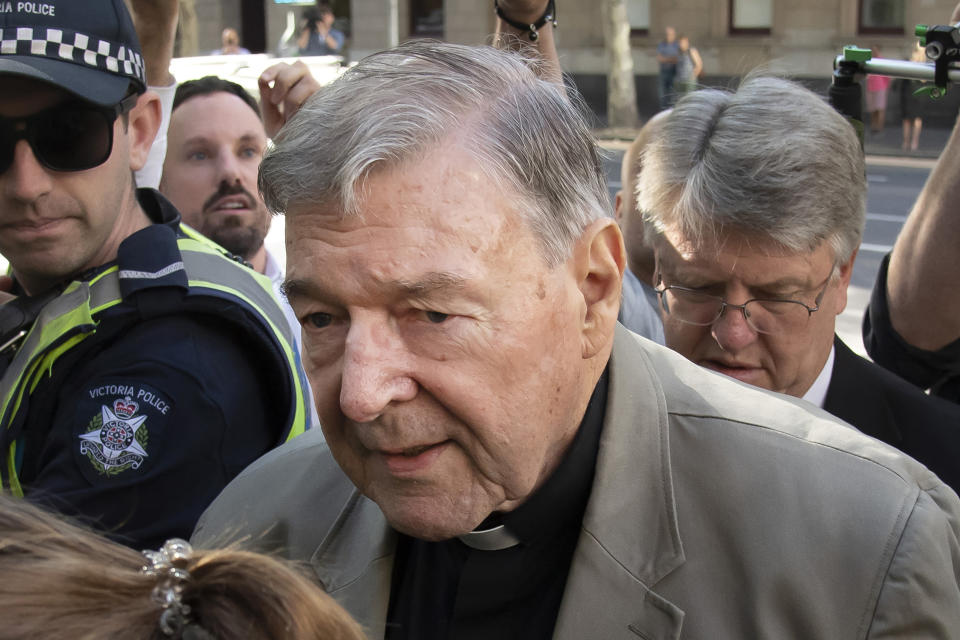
0, 0, 310, 549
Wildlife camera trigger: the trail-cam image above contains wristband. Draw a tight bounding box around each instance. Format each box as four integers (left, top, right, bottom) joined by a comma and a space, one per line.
494, 0, 557, 42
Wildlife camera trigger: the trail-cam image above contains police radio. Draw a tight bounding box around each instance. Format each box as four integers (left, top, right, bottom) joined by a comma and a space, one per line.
0, 289, 59, 368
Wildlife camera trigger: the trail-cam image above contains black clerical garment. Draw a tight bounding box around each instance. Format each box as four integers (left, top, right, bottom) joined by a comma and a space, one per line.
385, 371, 609, 640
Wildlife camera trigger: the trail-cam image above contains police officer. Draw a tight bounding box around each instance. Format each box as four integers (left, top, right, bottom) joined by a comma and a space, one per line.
0, 0, 309, 549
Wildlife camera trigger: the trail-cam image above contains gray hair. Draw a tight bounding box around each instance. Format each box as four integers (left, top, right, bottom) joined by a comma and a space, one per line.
637, 75, 866, 264
260, 40, 610, 266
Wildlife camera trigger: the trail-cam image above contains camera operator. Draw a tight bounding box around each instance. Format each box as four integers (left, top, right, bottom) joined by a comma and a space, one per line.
297, 4, 344, 56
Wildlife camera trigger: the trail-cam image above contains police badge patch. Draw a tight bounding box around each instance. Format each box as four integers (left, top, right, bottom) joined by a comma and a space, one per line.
75, 380, 174, 481
79, 396, 149, 475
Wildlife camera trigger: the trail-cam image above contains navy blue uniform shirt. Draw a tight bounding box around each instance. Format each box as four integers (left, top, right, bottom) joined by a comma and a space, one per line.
16, 189, 287, 549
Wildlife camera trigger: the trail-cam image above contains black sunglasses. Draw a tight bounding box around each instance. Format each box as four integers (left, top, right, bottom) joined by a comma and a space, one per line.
0, 93, 139, 174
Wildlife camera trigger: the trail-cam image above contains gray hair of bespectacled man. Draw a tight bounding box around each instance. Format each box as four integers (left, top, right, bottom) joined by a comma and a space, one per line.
259, 40, 610, 267
637, 74, 866, 265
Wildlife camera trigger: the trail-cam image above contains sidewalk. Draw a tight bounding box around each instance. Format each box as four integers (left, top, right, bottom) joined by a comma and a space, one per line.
864, 123, 951, 159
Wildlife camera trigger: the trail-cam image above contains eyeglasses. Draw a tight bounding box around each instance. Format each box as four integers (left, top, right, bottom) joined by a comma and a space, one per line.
654, 272, 833, 336
0, 93, 138, 174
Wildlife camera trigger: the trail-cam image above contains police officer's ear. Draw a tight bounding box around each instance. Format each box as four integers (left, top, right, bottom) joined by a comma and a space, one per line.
571, 218, 626, 360
126, 90, 162, 172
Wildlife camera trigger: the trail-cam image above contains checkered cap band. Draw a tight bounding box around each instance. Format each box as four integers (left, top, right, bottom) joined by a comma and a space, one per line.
0, 26, 145, 88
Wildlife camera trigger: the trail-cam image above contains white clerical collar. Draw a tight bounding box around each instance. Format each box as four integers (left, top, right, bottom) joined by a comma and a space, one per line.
802, 345, 835, 408
458, 525, 521, 551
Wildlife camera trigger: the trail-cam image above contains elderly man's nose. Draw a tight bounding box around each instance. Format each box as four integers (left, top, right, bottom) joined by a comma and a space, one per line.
339, 320, 418, 422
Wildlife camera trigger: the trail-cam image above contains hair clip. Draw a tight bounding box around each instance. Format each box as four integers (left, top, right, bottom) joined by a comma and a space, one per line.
141, 538, 194, 636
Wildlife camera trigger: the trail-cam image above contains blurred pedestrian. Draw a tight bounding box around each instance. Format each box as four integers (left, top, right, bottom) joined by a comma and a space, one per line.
899, 44, 927, 151
675, 35, 703, 94
213, 27, 251, 55
656, 26, 679, 109
865, 45, 891, 133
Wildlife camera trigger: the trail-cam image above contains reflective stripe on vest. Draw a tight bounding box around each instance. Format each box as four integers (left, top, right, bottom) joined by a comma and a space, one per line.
174, 238, 308, 442
0, 237, 307, 495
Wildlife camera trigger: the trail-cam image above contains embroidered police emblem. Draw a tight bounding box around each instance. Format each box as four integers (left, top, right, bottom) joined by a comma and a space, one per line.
73, 380, 173, 483
79, 396, 149, 476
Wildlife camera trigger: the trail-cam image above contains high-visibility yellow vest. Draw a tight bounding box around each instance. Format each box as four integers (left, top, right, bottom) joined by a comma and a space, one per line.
0, 224, 308, 496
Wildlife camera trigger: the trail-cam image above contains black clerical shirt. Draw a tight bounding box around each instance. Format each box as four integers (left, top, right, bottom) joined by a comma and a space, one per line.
385, 369, 609, 640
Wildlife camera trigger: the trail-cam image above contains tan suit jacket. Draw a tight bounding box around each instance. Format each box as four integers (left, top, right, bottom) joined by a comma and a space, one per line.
194, 326, 960, 638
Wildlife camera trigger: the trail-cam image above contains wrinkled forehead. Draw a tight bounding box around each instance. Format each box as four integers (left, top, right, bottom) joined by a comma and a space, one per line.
297, 141, 524, 216
281, 163, 542, 307
285, 149, 529, 245
655, 224, 809, 264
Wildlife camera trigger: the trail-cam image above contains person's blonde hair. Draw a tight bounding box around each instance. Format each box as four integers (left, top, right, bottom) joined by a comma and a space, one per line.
0, 494, 365, 640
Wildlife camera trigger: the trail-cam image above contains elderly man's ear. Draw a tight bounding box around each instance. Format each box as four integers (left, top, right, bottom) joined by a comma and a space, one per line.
572, 218, 626, 359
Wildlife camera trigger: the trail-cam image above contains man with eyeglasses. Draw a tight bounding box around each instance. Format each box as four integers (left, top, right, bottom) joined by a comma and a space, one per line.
0, 0, 310, 548
638, 75, 960, 491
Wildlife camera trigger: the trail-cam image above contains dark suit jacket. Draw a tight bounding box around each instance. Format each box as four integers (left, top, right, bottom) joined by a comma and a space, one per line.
824, 335, 960, 492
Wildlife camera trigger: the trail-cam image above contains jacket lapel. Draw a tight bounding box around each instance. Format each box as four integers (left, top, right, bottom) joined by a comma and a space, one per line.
823, 335, 902, 444
310, 490, 396, 637
555, 326, 686, 640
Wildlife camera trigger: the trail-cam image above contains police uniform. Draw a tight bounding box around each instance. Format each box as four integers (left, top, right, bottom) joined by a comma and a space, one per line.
0, 189, 309, 549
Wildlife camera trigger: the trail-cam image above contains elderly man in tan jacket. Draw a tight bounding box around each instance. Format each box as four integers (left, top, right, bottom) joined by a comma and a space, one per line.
193, 23, 960, 640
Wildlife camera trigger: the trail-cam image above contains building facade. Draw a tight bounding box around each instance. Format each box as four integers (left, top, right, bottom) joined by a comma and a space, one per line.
193, 0, 959, 122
